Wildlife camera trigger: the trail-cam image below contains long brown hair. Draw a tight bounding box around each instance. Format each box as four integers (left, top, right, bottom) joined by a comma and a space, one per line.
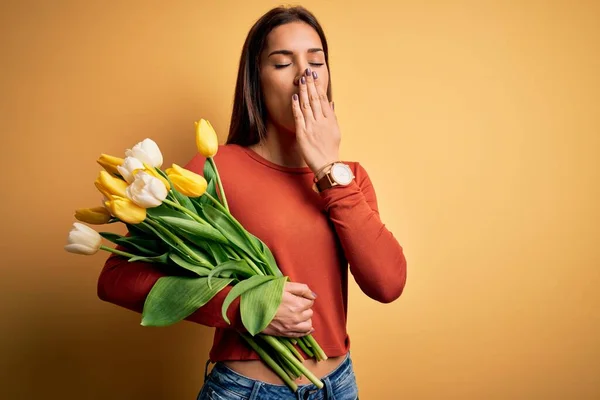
226, 6, 332, 146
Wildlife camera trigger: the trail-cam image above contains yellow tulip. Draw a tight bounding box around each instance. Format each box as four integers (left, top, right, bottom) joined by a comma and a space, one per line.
74, 206, 112, 225
166, 164, 207, 197
105, 196, 146, 224
97, 154, 124, 176
95, 171, 128, 198
195, 119, 219, 158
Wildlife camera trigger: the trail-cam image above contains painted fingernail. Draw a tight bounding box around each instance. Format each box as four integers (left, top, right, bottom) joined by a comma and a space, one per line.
312, 71, 318, 79
312, 291, 318, 298
305, 68, 311, 76
293, 94, 298, 101
301, 76, 306, 84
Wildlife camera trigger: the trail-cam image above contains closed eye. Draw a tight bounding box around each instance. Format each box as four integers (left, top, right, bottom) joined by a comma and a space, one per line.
274, 63, 325, 69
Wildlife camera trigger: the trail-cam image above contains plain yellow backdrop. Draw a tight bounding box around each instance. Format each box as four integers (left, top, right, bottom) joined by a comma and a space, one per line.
1, 1, 599, 399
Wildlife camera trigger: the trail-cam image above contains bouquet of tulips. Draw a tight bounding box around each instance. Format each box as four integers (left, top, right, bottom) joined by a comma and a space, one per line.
64, 119, 327, 391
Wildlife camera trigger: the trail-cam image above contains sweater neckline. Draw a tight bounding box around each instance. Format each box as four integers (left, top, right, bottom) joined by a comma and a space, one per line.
235, 144, 314, 175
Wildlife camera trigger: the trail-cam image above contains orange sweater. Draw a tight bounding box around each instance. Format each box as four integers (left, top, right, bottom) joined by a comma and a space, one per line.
97, 144, 407, 361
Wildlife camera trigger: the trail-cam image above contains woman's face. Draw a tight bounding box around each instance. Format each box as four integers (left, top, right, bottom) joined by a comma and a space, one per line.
260, 21, 329, 134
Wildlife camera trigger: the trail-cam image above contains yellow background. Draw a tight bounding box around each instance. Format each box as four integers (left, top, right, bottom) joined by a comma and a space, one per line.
1, 1, 599, 399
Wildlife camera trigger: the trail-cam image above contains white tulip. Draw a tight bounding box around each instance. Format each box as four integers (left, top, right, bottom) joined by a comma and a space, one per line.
126, 171, 168, 208
117, 156, 145, 184
125, 138, 163, 168
64, 222, 102, 255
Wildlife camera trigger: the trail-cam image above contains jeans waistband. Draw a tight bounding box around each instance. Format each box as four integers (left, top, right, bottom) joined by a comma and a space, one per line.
208, 352, 353, 399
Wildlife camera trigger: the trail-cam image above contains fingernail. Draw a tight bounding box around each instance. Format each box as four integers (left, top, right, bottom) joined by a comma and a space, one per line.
332, 101, 335, 110
312, 71, 318, 79
305, 68, 311, 76
312, 291, 318, 298
301, 76, 306, 84
293, 94, 298, 101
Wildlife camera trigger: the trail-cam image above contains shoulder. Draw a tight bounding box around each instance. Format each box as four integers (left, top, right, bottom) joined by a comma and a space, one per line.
184, 144, 246, 173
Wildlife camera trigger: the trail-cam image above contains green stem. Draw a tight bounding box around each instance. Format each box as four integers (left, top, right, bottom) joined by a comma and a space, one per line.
242, 253, 265, 276
296, 337, 314, 358
209, 157, 229, 211
275, 351, 302, 379
240, 334, 298, 392
261, 335, 324, 389
99, 245, 136, 258
163, 198, 208, 225
281, 338, 304, 362
142, 219, 205, 264
204, 192, 268, 266
304, 334, 328, 361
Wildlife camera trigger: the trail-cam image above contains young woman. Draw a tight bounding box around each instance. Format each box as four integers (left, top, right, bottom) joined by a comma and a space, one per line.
98, 6, 407, 400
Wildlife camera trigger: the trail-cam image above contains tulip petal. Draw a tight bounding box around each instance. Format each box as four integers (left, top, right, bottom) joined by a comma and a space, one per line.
195, 119, 219, 158
64, 243, 98, 255
75, 206, 112, 225
97, 154, 124, 176
106, 197, 146, 224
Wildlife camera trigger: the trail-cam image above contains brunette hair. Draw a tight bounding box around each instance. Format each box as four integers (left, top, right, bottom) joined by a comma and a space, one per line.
226, 6, 332, 146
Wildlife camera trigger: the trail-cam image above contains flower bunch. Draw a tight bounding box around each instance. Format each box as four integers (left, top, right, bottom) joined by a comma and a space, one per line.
64, 119, 326, 391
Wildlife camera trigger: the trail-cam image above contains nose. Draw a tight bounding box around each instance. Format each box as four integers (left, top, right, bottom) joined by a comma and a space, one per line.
293, 63, 310, 86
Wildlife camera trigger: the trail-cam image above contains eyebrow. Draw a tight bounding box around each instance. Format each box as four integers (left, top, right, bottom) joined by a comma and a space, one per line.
267, 48, 324, 57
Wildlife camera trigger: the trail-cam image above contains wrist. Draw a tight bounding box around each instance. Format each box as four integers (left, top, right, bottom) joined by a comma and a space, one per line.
313, 161, 336, 181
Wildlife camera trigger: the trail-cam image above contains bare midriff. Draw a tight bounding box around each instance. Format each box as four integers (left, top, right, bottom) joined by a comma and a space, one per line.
222, 354, 346, 385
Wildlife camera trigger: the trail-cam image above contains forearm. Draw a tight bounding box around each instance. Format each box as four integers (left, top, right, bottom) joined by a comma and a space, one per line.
97, 253, 244, 329
321, 180, 407, 303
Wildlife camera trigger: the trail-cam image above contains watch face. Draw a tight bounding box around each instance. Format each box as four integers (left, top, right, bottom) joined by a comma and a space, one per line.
331, 163, 354, 185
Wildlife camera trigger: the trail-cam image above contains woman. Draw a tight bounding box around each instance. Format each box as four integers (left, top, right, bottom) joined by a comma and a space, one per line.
98, 5, 407, 400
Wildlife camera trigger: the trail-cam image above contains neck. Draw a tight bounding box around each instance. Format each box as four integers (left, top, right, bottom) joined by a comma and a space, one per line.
250, 120, 308, 168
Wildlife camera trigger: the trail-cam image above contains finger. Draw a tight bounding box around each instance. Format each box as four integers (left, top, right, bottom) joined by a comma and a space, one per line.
312, 70, 331, 117
291, 94, 306, 132
292, 320, 313, 334
286, 282, 317, 300
298, 73, 314, 122
305, 68, 323, 118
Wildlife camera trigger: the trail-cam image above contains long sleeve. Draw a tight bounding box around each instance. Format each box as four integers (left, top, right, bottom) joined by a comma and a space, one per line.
97, 252, 245, 330
319, 163, 407, 303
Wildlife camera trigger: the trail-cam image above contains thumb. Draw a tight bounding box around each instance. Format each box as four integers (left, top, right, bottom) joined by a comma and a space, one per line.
286, 282, 317, 300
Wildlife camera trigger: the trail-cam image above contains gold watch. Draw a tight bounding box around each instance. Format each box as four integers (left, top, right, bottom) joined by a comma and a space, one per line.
314, 162, 355, 192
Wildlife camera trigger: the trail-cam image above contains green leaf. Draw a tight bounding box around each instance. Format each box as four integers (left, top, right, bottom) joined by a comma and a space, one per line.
241, 276, 288, 336
129, 253, 169, 263
169, 253, 212, 275
221, 275, 275, 325
203, 159, 216, 183
147, 204, 192, 220
172, 189, 197, 213
126, 222, 152, 236
206, 243, 231, 264
115, 236, 162, 256
158, 216, 228, 244
255, 236, 283, 277
202, 204, 257, 260
99, 232, 123, 243
142, 276, 233, 327
208, 260, 256, 289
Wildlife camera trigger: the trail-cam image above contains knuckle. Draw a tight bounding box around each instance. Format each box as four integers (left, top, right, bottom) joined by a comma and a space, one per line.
309, 94, 319, 102
319, 93, 328, 101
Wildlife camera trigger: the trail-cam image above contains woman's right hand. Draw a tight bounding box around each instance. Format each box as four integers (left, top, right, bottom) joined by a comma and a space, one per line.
261, 282, 316, 337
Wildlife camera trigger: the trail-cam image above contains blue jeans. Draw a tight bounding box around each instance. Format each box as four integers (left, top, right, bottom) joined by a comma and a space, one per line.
197, 352, 359, 399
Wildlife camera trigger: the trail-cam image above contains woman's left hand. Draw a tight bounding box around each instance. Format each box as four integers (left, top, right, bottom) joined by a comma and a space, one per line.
292, 68, 341, 174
